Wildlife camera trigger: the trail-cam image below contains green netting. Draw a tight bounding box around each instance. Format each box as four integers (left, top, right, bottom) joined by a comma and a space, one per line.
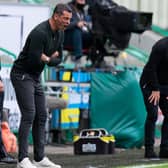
21, 0, 44, 4
152, 25, 168, 36
0, 47, 16, 60
90, 69, 146, 148
126, 45, 149, 63
0, 47, 16, 67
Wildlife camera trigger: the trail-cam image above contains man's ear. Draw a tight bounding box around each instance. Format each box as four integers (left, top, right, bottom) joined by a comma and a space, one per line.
53, 13, 58, 21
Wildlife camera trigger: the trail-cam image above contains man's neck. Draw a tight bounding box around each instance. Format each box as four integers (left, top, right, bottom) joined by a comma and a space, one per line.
49, 18, 58, 32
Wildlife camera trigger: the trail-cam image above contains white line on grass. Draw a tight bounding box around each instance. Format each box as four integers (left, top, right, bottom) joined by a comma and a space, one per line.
121, 163, 168, 168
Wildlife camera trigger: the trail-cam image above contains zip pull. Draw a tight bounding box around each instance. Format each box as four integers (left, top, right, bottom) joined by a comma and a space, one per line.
21, 75, 25, 80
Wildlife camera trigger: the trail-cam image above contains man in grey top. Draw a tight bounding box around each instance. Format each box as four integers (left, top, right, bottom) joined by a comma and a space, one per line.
10, 3, 72, 168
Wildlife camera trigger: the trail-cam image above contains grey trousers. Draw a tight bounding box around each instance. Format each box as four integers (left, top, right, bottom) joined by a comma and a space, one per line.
10, 70, 47, 162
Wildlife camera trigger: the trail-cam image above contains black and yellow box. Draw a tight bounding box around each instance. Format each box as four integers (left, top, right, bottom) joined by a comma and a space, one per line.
73, 128, 115, 154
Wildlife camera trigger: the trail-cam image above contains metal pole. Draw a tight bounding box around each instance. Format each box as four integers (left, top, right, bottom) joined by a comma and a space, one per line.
137, 0, 141, 11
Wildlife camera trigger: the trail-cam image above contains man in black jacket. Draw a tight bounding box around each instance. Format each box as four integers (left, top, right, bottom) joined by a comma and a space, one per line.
10, 3, 72, 168
140, 37, 168, 159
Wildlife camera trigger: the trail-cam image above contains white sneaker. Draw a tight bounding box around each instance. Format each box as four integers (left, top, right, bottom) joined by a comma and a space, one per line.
17, 157, 37, 168
33, 157, 62, 168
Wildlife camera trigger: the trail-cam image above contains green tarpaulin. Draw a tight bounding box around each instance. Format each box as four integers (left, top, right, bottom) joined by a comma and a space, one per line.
90, 69, 146, 148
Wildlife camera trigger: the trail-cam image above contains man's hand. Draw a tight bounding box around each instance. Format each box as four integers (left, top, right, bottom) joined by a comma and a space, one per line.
77, 21, 87, 29
0, 80, 4, 92
51, 51, 59, 58
41, 53, 50, 63
41, 51, 59, 64
148, 91, 160, 105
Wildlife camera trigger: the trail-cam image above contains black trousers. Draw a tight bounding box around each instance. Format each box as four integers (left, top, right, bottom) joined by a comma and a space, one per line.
10, 69, 47, 161
141, 85, 168, 151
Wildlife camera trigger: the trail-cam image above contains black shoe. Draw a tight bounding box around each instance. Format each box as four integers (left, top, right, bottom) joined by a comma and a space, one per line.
0, 155, 17, 164
145, 151, 158, 159
159, 150, 168, 158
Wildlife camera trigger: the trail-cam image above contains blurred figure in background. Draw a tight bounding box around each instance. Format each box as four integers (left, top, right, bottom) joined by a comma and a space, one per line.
0, 61, 17, 164
64, 0, 92, 63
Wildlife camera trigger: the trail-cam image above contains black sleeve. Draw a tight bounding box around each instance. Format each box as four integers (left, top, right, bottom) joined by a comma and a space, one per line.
57, 32, 64, 61
143, 41, 165, 90
47, 32, 64, 67
47, 57, 61, 66
26, 30, 46, 65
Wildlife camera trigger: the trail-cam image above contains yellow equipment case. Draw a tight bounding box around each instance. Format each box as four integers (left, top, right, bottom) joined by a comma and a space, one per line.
73, 128, 115, 154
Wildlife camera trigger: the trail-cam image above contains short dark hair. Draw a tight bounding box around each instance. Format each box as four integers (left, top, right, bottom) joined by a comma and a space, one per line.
53, 3, 72, 16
